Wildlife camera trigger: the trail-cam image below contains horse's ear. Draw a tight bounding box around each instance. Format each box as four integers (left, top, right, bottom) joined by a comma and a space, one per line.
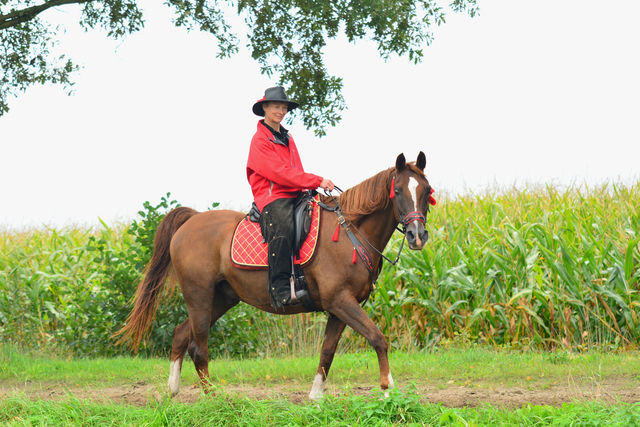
416, 151, 426, 171
395, 153, 406, 170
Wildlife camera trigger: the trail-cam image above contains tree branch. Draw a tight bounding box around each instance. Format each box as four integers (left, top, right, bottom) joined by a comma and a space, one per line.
0, 0, 91, 30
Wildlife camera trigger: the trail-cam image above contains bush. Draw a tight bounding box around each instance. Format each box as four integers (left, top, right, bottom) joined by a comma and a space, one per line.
77, 194, 263, 358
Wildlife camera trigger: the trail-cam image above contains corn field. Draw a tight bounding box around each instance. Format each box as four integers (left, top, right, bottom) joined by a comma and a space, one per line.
368, 182, 640, 352
1, 183, 638, 357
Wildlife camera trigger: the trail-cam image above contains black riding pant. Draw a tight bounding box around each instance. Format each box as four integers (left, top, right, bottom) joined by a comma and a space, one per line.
259, 198, 295, 309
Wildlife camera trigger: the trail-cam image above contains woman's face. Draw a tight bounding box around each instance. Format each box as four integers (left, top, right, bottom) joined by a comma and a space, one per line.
263, 102, 288, 128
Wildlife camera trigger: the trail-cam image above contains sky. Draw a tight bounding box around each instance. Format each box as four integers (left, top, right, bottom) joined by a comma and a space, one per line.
1, 0, 639, 229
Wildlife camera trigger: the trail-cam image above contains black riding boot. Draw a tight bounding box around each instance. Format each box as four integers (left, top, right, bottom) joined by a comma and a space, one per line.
260, 198, 308, 310
267, 235, 293, 309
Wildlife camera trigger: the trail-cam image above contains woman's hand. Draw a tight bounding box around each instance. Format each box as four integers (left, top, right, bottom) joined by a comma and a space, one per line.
320, 178, 335, 192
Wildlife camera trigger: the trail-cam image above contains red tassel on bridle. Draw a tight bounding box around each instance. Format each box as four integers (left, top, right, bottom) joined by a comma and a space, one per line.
429, 188, 437, 206
332, 223, 340, 242
352, 248, 357, 264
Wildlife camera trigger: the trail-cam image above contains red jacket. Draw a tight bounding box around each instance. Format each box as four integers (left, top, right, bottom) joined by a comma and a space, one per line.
247, 121, 323, 211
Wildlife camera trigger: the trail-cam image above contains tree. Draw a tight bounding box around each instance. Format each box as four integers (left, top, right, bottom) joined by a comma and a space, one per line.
1, 0, 478, 136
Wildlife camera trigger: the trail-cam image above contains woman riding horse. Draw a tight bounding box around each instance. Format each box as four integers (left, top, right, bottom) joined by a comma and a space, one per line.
115, 127, 433, 401
247, 86, 334, 309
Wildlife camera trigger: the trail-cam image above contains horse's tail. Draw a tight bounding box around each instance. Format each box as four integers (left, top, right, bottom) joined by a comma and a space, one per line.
113, 206, 198, 351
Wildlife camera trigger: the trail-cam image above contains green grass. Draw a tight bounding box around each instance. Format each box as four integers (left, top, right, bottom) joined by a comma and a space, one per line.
3, 346, 640, 425
3, 345, 639, 392
1, 388, 639, 426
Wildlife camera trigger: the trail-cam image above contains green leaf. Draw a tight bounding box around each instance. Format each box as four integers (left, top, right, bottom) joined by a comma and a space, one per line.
624, 237, 640, 282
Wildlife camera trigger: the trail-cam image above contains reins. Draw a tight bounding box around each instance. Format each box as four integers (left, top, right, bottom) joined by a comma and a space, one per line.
318, 186, 410, 283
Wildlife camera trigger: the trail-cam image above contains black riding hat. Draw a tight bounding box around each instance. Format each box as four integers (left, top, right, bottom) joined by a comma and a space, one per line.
252, 86, 299, 116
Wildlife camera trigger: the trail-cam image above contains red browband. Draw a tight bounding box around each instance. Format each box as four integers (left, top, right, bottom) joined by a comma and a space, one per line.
389, 177, 437, 205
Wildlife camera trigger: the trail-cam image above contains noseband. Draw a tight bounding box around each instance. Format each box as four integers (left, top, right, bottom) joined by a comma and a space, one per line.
401, 211, 426, 229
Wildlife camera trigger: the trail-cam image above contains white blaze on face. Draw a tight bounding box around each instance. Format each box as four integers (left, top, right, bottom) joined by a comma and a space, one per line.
406, 177, 424, 247
408, 177, 419, 211
309, 373, 325, 401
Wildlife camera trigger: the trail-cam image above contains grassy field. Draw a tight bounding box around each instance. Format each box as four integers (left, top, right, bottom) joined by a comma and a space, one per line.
2, 344, 640, 390
2, 392, 639, 426
1, 183, 639, 424
1, 345, 640, 426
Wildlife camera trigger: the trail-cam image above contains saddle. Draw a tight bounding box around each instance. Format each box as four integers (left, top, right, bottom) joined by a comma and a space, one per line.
230, 191, 321, 269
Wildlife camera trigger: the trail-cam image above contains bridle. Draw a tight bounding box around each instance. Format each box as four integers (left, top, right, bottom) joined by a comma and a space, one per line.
389, 175, 428, 233
320, 175, 431, 278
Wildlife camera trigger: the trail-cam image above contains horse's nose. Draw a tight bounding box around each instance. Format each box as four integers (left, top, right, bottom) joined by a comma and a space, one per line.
419, 227, 429, 244
406, 225, 428, 249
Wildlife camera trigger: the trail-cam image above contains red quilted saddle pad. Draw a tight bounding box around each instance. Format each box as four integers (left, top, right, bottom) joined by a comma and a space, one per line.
230, 196, 321, 269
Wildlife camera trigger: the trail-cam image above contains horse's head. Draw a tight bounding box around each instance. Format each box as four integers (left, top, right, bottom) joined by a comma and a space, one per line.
390, 151, 433, 250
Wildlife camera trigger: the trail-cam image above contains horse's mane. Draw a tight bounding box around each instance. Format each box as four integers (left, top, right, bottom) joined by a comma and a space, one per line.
323, 163, 425, 226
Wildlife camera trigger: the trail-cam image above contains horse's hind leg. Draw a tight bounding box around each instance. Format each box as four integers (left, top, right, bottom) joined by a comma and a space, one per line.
310, 314, 346, 400
169, 287, 239, 396
169, 318, 191, 396
189, 292, 239, 391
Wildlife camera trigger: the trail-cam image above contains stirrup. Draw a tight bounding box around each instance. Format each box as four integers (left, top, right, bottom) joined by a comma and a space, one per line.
289, 277, 310, 305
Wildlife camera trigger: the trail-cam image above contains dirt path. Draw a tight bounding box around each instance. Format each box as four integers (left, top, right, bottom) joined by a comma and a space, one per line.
2, 378, 639, 408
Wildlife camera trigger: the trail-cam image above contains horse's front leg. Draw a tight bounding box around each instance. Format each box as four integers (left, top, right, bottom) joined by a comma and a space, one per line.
328, 297, 395, 395
310, 314, 347, 400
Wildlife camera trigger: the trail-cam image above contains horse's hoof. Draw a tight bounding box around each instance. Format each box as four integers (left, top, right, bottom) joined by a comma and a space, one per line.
309, 390, 324, 401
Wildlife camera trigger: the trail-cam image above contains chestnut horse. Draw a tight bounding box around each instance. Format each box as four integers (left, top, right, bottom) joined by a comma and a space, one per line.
115, 152, 432, 400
